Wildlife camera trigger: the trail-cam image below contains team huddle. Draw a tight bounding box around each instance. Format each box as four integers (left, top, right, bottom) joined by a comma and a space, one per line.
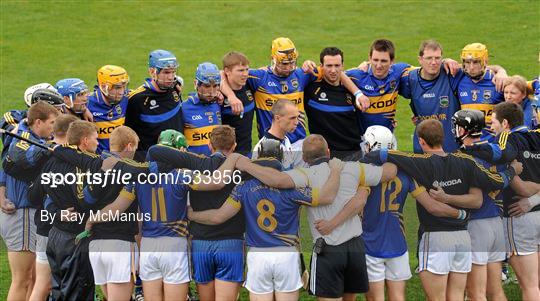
0, 36, 539, 301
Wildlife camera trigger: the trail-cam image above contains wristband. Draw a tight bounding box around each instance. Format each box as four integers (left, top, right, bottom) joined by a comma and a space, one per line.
354, 90, 363, 98
528, 194, 540, 207
457, 209, 467, 220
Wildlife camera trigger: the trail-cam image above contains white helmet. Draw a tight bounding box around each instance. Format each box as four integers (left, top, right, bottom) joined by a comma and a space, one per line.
362, 125, 397, 153
24, 83, 56, 107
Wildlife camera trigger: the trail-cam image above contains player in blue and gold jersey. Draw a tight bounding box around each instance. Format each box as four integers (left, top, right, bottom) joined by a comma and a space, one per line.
87, 65, 130, 154
360, 125, 465, 301
246, 37, 315, 145
346, 39, 411, 132
456, 43, 505, 139
189, 138, 342, 301
182, 62, 222, 156
86, 129, 191, 301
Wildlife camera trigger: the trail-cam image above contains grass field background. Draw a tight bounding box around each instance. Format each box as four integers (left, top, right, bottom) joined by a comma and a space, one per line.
1, 1, 538, 300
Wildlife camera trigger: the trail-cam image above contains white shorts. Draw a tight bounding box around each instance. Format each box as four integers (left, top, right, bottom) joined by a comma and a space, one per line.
139, 236, 190, 284
503, 211, 540, 256
244, 246, 302, 294
35, 234, 49, 264
366, 252, 412, 282
468, 217, 506, 265
89, 239, 139, 285
417, 230, 472, 274
0, 208, 36, 252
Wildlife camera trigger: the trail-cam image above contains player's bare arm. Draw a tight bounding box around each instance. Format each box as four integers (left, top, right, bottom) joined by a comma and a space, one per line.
428, 186, 483, 209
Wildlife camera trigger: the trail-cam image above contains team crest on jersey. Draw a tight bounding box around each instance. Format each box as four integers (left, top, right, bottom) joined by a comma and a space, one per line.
318, 92, 328, 101
291, 79, 299, 91
246, 90, 254, 101
389, 80, 396, 91
439, 96, 449, 108
172, 91, 180, 102
346, 94, 353, 105
471, 90, 479, 102
280, 81, 289, 93
483, 90, 492, 102
149, 99, 159, 109
115, 105, 122, 115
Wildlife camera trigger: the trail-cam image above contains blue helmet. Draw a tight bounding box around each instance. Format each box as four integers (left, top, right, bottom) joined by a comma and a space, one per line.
55, 78, 88, 99
195, 62, 221, 85
149, 49, 179, 71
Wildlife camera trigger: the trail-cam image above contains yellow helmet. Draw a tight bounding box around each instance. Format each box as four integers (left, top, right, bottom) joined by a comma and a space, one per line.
460, 43, 488, 63
97, 65, 129, 96
271, 37, 298, 63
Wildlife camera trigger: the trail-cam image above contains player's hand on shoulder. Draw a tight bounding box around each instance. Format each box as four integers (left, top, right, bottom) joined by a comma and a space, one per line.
302, 60, 317, 75
442, 58, 460, 76
510, 159, 523, 175
328, 158, 344, 172
358, 61, 369, 72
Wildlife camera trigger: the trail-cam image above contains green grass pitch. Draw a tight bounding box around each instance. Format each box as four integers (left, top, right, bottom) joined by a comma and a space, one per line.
1, 1, 538, 300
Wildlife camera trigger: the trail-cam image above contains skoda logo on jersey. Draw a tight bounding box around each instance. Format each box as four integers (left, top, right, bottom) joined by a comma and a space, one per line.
107, 111, 114, 119
471, 90, 479, 102
268, 82, 278, 87
433, 179, 463, 188
483, 90, 492, 102
291, 79, 299, 91
192, 115, 203, 120
523, 151, 540, 159
280, 81, 289, 93
439, 96, 449, 108
318, 92, 328, 101
149, 99, 159, 110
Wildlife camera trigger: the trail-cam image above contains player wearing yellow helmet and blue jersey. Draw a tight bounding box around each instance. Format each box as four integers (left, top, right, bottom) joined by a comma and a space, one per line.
455, 43, 507, 141
87, 65, 130, 154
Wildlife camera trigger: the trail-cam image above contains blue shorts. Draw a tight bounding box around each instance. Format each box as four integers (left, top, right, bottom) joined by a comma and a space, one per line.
191, 239, 244, 283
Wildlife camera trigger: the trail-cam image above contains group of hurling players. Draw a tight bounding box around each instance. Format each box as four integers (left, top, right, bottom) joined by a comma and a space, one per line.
1, 37, 539, 301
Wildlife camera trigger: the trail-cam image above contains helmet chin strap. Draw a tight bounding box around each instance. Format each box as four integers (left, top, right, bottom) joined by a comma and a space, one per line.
153, 70, 175, 91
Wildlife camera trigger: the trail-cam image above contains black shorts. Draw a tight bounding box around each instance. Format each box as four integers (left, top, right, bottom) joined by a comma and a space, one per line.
309, 236, 368, 298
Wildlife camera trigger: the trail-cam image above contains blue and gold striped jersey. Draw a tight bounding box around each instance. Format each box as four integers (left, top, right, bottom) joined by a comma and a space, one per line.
121, 163, 189, 238
346, 63, 411, 131
181, 92, 221, 156
456, 70, 503, 126
362, 171, 425, 258
87, 86, 128, 154
227, 165, 317, 247
247, 67, 317, 143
